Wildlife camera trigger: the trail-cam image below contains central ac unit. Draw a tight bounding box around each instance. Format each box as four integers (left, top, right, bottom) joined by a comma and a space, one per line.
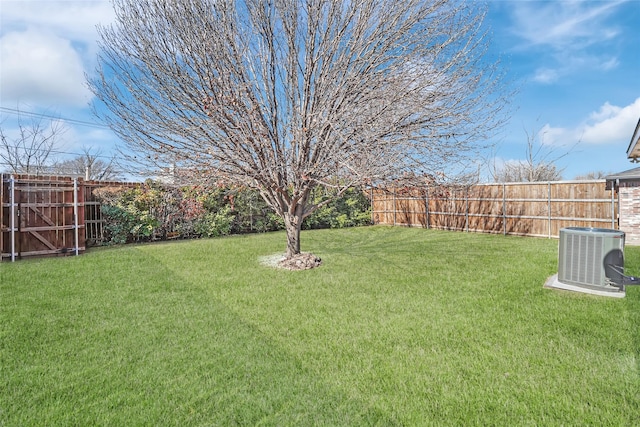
548, 227, 626, 297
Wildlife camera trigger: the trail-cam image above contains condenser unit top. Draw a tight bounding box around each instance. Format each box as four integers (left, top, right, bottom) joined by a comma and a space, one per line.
562, 226, 625, 237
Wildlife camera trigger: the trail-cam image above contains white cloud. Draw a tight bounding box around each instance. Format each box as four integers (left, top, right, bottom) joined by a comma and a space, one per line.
539, 98, 640, 146
533, 68, 559, 84
0, 1, 114, 44
537, 124, 568, 146
1, 29, 91, 107
506, 0, 627, 84
533, 53, 620, 84
509, 1, 625, 50
0, 1, 115, 107
600, 57, 619, 71
581, 98, 640, 144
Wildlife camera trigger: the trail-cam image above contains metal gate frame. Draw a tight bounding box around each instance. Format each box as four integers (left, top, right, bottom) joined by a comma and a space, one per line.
1, 174, 83, 262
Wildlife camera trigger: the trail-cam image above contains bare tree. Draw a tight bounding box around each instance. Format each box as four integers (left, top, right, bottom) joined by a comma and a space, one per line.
574, 171, 609, 180
51, 147, 120, 181
89, 0, 509, 261
492, 126, 568, 183
0, 109, 66, 175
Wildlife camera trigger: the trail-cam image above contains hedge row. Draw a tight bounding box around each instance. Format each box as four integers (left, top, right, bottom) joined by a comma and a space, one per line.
95, 181, 371, 245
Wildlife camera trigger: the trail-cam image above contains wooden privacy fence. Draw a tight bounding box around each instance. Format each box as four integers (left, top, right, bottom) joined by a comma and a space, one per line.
0, 175, 619, 259
1, 175, 85, 261
371, 180, 617, 238
0, 174, 130, 261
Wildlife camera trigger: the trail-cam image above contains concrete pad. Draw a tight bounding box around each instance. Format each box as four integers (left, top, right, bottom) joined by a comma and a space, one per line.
544, 274, 625, 298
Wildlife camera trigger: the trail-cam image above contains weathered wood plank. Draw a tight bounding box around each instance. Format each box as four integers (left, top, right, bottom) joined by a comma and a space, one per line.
372, 180, 616, 238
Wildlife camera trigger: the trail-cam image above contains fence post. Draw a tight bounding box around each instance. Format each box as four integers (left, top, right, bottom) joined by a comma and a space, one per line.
393, 187, 396, 226
611, 182, 616, 229
548, 181, 552, 238
370, 187, 374, 225
9, 175, 16, 262
502, 183, 506, 236
465, 187, 469, 233
73, 178, 80, 256
0, 175, 2, 262
425, 185, 430, 229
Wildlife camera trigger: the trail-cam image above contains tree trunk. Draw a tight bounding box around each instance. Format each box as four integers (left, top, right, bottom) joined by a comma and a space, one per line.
284, 211, 302, 259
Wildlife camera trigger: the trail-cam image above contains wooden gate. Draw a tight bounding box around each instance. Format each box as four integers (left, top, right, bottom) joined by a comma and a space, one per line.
1, 174, 85, 261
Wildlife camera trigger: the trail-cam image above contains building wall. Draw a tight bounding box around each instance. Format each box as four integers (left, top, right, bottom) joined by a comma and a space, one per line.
619, 186, 640, 245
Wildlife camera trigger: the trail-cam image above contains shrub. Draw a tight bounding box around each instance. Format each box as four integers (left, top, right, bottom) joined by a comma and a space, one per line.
230, 189, 284, 233
94, 181, 371, 245
99, 189, 158, 245
304, 187, 372, 229
193, 206, 235, 237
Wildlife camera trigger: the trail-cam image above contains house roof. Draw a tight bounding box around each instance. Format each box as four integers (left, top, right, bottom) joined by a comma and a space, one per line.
605, 166, 640, 181
626, 117, 640, 160
605, 166, 640, 190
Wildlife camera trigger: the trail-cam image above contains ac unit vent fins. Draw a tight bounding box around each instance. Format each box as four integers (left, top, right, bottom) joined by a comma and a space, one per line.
558, 227, 624, 289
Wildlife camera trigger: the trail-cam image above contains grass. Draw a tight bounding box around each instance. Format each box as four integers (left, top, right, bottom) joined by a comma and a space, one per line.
1, 226, 639, 426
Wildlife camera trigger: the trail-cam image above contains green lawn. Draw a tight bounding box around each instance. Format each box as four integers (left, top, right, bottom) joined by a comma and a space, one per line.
1, 226, 639, 426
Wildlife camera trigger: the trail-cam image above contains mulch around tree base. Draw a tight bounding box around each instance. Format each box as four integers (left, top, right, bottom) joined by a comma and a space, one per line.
259, 252, 322, 270
277, 252, 322, 270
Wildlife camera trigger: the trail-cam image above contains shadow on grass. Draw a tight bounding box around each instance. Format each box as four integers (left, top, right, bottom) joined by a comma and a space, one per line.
1, 245, 400, 426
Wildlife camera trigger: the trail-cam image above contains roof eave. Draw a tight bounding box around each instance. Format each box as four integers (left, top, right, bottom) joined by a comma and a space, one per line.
626, 117, 640, 160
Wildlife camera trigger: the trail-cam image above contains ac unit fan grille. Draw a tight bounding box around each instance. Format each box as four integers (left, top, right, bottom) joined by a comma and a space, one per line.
557, 227, 624, 289
559, 234, 603, 286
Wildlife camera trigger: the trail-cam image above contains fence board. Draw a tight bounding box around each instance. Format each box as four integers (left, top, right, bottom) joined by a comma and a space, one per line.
1, 174, 87, 261
1, 175, 140, 260
372, 180, 616, 238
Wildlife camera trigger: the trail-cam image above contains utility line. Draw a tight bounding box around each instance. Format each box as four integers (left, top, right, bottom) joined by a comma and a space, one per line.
0, 106, 110, 130
0, 142, 118, 160
1, 107, 118, 159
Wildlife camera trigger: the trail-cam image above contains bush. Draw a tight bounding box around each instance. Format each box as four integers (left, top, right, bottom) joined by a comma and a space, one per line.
230, 189, 284, 233
100, 188, 158, 244
193, 206, 235, 237
95, 181, 371, 245
99, 205, 134, 245
304, 187, 372, 229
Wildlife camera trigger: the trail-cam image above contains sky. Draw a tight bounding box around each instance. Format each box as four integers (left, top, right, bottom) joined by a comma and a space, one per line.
1, 0, 639, 181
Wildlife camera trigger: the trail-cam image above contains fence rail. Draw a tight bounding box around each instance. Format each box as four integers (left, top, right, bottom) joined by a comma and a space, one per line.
1, 174, 85, 261
0, 175, 137, 261
371, 180, 617, 238
2, 175, 619, 260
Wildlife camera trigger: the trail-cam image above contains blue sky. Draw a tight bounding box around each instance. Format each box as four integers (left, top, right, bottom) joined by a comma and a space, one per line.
485, 0, 640, 179
1, 0, 639, 181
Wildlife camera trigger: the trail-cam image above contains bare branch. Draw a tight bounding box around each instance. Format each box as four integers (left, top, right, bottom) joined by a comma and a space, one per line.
89, 0, 511, 258
50, 147, 121, 181
491, 124, 576, 183
0, 107, 66, 175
